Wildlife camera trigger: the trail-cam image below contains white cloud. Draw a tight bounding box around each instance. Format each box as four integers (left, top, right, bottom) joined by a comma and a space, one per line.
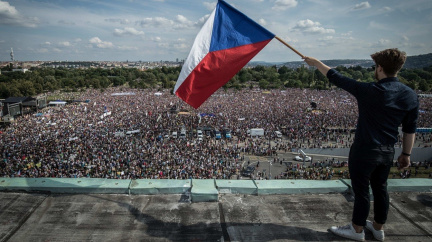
203, 2, 217, 11
272, 0, 298, 11
398, 35, 411, 47
89, 37, 114, 48
279, 36, 298, 43
105, 18, 131, 25
58, 41, 71, 47
378, 39, 391, 45
138, 17, 173, 28
0, 1, 18, 17
175, 15, 195, 28
316, 34, 355, 47
293, 19, 335, 34
36, 48, 49, 53
370, 38, 395, 49
0, 0, 38, 27
152, 36, 162, 42
197, 14, 210, 27
114, 27, 144, 37
258, 18, 267, 26
353, 2, 371, 10
173, 43, 188, 50
138, 15, 197, 29
118, 45, 138, 51
318, 36, 333, 41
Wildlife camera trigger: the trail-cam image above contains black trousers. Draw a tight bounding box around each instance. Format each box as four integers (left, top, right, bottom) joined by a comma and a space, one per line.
348, 144, 395, 226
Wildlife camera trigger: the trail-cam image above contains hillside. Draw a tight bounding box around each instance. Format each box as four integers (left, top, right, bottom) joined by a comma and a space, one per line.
249, 53, 432, 69
403, 53, 432, 69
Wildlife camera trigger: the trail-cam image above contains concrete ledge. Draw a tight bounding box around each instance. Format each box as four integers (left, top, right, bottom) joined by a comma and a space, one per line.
387, 179, 432, 192
130, 179, 191, 194
255, 180, 348, 195
340, 178, 432, 194
0, 178, 130, 194
191, 179, 218, 202
215, 179, 257, 195
1, 178, 430, 199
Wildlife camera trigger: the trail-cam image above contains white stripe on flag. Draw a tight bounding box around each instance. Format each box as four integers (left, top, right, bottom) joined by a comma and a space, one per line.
174, 7, 216, 93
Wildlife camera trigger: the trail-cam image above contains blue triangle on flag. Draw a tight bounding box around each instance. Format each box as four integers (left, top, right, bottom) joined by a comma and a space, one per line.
210, 0, 275, 52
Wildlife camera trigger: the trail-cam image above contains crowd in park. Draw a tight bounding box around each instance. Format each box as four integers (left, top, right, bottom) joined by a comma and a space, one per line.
1, 87, 431, 179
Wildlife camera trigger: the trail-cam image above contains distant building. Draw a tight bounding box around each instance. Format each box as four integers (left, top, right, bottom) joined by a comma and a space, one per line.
1, 96, 47, 117
22, 62, 40, 69
1, 97, 27, 117
12, 68, 29, 73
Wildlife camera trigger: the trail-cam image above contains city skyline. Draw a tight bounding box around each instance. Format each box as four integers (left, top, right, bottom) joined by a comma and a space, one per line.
1, 0, 431, 62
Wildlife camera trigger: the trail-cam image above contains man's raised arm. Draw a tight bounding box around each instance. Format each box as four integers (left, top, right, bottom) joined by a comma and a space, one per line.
303, 56, 331, 76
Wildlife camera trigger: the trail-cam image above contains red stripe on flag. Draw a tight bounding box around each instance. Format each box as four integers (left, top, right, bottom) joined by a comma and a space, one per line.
176, 39, 271, 109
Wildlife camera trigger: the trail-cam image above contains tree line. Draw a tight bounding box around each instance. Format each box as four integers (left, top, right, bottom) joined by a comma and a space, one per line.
1, 64, 431, 99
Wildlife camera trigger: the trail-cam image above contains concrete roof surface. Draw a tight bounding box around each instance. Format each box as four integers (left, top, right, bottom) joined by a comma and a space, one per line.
1, 191, 431, 241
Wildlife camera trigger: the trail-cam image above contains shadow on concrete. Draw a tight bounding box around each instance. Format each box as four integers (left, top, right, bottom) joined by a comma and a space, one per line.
178, 192, 191, 203
341, 191, 355, 202
417, 193, 432, 208
4, 192, 431, 241
90, 194, 335, 241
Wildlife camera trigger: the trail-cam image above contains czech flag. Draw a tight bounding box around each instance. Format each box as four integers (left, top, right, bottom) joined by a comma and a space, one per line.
174, 0, 275, 109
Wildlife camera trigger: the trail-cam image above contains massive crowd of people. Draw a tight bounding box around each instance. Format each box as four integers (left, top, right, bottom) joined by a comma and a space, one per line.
1, 87, 431, 179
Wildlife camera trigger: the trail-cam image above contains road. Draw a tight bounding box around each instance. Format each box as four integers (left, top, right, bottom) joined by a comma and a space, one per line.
240, 150, 349, 180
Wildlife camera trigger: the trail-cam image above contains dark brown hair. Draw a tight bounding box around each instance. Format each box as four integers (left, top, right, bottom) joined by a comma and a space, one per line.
370, 48, 406, 76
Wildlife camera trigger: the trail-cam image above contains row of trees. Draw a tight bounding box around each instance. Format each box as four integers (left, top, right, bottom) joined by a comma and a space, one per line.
1, 64, 431, 98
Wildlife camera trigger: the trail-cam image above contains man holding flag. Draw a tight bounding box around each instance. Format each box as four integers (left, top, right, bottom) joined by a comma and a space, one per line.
304, 49, 419, 241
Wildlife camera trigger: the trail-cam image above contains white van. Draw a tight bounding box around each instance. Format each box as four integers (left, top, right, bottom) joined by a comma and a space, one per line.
197, 130, 203, 139
172, 131, 178, 139
180, 130, 186, 139
249, 128, 264, 137
275, 131, 282, 138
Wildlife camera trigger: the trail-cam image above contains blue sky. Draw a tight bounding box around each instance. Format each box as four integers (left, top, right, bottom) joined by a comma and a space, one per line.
1, 0, 431, 62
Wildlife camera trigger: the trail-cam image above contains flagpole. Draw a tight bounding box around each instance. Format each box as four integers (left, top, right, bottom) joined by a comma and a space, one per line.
275, 36, 304, 58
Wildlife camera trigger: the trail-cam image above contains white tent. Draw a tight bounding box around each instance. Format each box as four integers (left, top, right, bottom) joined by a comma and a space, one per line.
111, 92, 136, 96
48, 101, 67, 106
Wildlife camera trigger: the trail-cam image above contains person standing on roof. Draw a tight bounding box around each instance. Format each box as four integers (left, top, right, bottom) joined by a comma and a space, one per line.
304, 48, 419, 241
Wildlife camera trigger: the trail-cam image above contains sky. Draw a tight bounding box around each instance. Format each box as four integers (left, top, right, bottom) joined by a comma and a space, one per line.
1, 0, 431, 62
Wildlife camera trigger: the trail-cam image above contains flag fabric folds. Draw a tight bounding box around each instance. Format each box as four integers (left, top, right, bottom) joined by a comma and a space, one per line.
174, 0, 275, 109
